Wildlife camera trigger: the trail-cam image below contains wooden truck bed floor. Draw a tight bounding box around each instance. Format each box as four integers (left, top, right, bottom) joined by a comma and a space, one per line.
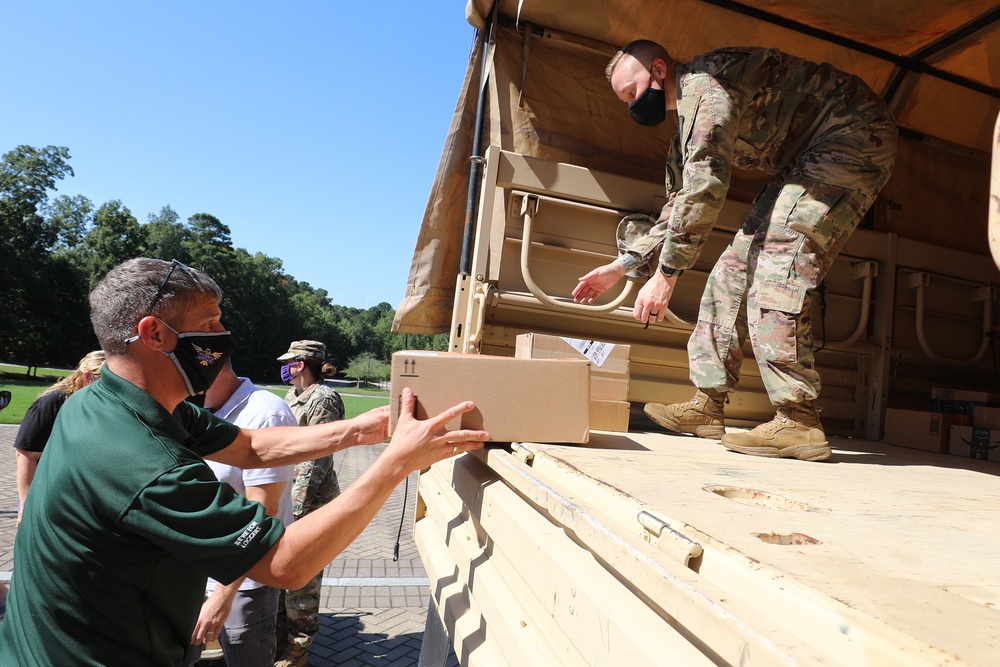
418, 431, 999, 665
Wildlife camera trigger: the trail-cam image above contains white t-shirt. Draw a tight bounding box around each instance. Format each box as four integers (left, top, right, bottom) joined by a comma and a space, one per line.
207, 378, 297, 591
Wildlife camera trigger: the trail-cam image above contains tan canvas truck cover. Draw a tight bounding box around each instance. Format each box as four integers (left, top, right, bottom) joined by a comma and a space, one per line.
396, 0, 1000, 335
399, 2, 1000, 665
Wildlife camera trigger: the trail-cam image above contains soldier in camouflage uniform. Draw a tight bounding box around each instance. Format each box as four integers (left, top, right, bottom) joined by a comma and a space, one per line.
274, 340, 345, 666
574, 39, 896, 461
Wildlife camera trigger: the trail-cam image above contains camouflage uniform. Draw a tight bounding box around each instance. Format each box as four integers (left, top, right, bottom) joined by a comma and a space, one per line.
623, 48, 897, 406
276, 382, 344, 654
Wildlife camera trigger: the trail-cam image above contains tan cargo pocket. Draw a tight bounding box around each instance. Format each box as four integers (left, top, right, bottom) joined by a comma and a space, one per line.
755, 280, 807, 315
783, 179, 850, 254
751, 281, 806, 368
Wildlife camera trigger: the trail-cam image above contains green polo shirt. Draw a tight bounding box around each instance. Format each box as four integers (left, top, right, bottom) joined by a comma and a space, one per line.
0, 366, 285, 667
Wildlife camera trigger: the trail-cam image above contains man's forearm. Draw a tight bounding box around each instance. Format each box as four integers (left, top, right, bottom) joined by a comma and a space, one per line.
212, 420, 358, 470
246, 453, 408, 589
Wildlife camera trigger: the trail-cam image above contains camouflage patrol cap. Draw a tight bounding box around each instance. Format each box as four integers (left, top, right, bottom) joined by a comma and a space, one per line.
277, 340, 326, 362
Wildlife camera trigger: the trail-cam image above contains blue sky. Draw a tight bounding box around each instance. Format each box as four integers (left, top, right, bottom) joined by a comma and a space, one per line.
2, 2, 476, 309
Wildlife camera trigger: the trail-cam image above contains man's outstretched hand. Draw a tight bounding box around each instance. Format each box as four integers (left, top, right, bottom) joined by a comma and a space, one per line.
351, 404, 391, 446
386, 388, 489, 473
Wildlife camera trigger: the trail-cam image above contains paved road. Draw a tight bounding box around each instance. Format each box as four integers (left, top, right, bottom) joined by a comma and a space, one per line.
0, 423, 458, 666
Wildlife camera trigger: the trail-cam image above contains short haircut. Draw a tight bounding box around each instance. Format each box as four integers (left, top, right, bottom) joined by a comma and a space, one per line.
606, 39, 671, 81
90, 258, 222, 355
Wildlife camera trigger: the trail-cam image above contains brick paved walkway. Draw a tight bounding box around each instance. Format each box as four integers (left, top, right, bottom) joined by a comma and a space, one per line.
0, 423, 458, 666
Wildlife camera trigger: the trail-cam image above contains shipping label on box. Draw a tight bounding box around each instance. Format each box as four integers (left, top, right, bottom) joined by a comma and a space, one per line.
389, 351, 590, 444
949, 425, 1000, 461
515, 333, 630, 372
515, 333, 629, 401
883, 408, 953, 453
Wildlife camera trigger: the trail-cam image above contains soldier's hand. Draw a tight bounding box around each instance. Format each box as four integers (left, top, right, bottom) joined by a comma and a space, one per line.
634, 271, 678, 325
573, 261, 627, 303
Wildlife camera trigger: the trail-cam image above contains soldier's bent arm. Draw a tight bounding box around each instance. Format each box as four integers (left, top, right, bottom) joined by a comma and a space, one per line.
658, 72, 741, 271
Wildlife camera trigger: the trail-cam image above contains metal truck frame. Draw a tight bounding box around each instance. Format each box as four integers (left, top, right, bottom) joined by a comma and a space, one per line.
397, 3, 1000, 664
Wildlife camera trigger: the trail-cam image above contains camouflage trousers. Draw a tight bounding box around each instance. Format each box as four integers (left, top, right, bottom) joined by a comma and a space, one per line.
689, 116, 897, 406
276, 455, 341, 651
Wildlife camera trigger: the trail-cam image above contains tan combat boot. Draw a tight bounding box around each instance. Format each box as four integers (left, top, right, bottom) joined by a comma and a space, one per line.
643, 389, 727, 439
721, 401, 831, 461
275, 643, 308, 667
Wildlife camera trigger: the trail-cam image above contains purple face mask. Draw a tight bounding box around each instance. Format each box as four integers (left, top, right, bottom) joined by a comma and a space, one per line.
280, 362, 298, 384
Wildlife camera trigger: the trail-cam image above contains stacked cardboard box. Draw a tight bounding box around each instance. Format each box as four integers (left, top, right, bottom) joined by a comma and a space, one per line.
931, 387, 1000, 425
883, 408, 952, 453
948, 425, 1000, 461
515, 333, 631, 432
884, 388, 1000, 455
389, 350, 591, 444
948, 399, 1000, 462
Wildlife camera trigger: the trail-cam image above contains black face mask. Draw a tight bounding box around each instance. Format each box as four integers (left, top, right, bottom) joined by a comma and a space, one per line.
628, 78, 666, 126
159, 321, 236, 396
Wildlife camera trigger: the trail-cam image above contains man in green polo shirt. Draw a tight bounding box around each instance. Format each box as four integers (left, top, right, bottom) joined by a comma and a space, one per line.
0, 258, 490, 667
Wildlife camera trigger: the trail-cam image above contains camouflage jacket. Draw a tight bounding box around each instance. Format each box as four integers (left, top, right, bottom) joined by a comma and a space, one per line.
284, 383, 345, 426
624, 47, 893, 271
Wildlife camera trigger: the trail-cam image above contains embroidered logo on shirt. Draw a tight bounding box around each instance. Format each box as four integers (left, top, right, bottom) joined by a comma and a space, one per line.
234, 520, 261, 548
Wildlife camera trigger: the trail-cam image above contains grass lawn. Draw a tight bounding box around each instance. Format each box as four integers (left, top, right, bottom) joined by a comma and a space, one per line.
0, 365, 65, 424
260, 386, 389, 420
0, 378, 52, 424
1, 363, 389, 424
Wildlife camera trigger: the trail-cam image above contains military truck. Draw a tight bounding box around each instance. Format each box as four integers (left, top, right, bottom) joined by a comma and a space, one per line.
393, 2, 1000, 664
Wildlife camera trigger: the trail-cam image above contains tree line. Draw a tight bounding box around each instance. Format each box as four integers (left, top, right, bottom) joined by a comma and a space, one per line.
0, 145, 446, 383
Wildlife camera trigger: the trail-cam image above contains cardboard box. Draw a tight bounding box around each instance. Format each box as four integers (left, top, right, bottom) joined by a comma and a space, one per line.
589, 376, 630, 402
949, 425, 1000, 461
930, 387, 1000, 422
389, 351, 590, 443
590, 400, 630, 432
974, 405, 1000, 431
883, 408, 953, 453
931, 387, 1000, 403
515, 333, 629, 401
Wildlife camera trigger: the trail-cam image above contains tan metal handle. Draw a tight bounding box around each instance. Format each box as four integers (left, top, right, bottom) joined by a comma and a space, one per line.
990, 110, 1000, 271
519, 195, 636, 313
903, 271, 993, 366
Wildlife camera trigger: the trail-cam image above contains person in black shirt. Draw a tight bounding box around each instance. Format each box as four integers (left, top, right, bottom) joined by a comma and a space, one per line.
13, 350, 105, 526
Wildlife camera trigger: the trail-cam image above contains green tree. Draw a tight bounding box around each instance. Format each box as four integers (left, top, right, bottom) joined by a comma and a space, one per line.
144, 206, 191, 262
343, 352, 390, 388
43, 194, 94, 250
184, 213, 236, 280
0, 144, 425, 377
84, 200, 145, 287
224, 249, 300, 382
0, 145, 83, 369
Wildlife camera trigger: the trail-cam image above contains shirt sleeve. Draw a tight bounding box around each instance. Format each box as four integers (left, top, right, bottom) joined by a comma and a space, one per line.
175, 401, 242, 457
13, 391, 66, 452
241, 409, 298, 485
305, 389, 344, 425
657, 72, 741, 271
123, 461, 285, 585
625, 196, 674, 261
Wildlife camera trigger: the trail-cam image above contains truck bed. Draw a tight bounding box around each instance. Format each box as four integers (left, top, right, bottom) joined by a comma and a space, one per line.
415, 431, 999, 665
